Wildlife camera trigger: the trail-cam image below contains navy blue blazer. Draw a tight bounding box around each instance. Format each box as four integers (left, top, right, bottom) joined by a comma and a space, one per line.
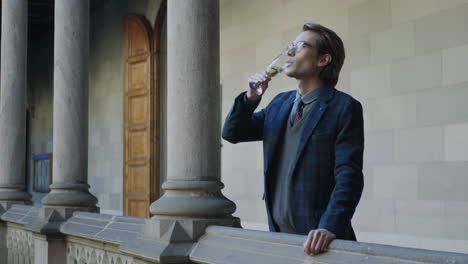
222, 86, 364, 240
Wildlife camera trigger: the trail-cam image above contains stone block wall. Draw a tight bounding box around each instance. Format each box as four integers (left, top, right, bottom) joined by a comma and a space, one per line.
219, 0, 468, 253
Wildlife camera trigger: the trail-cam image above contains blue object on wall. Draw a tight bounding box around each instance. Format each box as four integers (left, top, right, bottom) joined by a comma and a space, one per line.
32, 153, 51, 160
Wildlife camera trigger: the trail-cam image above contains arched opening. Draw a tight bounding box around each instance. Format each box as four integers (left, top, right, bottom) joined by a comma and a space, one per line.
122, 1, 166, 217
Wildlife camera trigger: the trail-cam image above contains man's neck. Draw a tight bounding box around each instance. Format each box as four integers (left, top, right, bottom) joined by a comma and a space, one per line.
296, 77, 322, 96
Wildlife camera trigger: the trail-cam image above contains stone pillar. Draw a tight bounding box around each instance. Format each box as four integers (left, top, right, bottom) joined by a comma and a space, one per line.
40, 0, 98, 220
145, 0, 239, 247
0, 0, 32, 213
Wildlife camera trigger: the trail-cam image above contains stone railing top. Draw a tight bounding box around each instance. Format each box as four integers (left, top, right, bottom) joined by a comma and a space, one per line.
4, 208, 468, 264
0, 205, 39, 226
190, 226, 468, 264
60, 211, 145, 245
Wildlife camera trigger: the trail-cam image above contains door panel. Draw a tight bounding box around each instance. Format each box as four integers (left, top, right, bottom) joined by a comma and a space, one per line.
123, 15, 153, 218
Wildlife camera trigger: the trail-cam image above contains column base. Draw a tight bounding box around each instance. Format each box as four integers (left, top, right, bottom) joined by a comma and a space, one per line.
25, 205, 99, 235
40, 205, 99, 222
143, 215, 241, 242
27, 183, 99, 233
0, 188, 32, 213
136, 179, 241, 263
121, 216, 241, 264
41, 183, 98, 208
149, 180, 237, 217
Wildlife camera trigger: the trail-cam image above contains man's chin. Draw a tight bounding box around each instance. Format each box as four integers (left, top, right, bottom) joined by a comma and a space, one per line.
285, 71, 298, 78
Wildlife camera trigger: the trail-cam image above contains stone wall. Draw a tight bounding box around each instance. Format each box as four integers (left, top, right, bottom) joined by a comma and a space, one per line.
219, 0, 468, 253
27, 32, 54, 205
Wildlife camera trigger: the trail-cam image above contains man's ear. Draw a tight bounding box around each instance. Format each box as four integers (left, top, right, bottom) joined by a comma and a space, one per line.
317, 54, 332, 68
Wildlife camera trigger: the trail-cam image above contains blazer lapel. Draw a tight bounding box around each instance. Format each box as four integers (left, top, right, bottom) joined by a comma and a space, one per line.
264, 92, 295, 175
291, 87, 335, 174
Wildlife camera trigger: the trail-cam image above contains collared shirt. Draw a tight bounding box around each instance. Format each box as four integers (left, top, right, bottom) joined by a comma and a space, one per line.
288, 87, 321, 125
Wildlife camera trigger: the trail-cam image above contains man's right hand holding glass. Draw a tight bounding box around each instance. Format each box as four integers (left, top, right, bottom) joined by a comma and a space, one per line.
247, 71, 271, 102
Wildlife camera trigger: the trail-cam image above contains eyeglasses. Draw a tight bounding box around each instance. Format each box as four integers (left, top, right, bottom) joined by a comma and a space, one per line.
286, 40, 316, 53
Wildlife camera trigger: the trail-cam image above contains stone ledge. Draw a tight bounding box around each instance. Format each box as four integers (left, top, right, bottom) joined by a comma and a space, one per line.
120, 236, 193, 263
60, 211, 145, 245
190, 226, 468, 264
0, 205, 39, 226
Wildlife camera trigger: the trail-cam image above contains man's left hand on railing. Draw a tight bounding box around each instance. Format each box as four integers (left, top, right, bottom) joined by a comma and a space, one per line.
303, 229, 336, 255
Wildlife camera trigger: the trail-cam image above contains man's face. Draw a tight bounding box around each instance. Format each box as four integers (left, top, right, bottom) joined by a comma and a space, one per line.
283, 31, 326, 79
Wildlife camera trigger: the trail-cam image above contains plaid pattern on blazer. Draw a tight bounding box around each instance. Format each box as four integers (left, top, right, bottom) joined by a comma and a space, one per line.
222, 86, 364, 240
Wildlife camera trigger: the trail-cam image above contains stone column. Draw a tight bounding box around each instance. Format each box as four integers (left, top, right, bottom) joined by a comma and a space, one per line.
40, 0, 98, 220
145, 0, 239, 246
0, 0, 31, 213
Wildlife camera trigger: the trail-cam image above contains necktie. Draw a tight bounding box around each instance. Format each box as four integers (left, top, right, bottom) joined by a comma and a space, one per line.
292, 100, 305, 126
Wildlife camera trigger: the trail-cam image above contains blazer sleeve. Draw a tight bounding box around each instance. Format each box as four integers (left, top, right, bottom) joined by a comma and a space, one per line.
318, 99, 364, 238
222, 91, 266, 143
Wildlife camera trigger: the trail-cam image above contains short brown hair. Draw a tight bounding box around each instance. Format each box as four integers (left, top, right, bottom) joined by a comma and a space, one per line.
303, 23, 345, 86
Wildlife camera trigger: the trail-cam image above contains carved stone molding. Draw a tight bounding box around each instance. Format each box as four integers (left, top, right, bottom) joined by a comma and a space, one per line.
6, 226, 34, 264
67, 242, 135, 264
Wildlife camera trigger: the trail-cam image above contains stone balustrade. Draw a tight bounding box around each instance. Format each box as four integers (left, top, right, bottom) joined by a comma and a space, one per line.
2, 205, 468, 264
1, 206, 37, 264
67, 242, 134, 264
6, 225, 34, 264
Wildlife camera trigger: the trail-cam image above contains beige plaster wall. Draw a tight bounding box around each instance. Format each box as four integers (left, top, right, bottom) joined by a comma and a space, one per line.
220, 0, 468, 254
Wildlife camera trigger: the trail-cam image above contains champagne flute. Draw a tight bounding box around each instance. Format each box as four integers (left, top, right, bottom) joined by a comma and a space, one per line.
249, 52, 290, 95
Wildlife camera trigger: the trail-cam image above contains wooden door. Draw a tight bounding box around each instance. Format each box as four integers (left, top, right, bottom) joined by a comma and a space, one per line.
123, 15, 155, 218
